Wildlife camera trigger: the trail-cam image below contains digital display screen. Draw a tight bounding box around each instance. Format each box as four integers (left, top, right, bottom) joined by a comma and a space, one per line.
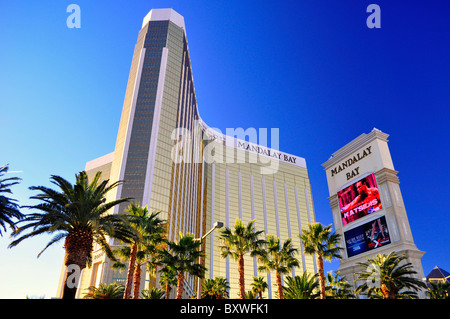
338, 173, 382, 225
344, 215, 391, 258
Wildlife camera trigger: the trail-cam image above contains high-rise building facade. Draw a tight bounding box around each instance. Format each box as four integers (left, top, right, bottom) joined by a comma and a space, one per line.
56, 8, 317, 299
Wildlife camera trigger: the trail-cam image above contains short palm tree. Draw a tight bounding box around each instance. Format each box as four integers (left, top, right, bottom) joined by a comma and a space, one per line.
282, 272, 320, 299
251, 276, 268, 299
257, 235, 299, 299
245, 290, 257, 299
325, 271, 355, 299
219, 219, 265, 299
9, 171, 132, 299
201, 277, 230, 299
159, 264, 178, 299
141, 287, 165, 299
158, 232, 206, 299
119, 203, 165, 299
0, 164, 24, 236
427, 281, 450, 299
299, 222, 343, 299
355, 252, 427, 299
83, 283, 125, 299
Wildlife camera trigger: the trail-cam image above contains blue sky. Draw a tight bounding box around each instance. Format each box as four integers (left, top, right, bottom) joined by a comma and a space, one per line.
1, 0, 449, 298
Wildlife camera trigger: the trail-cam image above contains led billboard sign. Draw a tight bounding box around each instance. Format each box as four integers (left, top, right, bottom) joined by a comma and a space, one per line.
344, 215, 391, 258
338, 173, 382, 225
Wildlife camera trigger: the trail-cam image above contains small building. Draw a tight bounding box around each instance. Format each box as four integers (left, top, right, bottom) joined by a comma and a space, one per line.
426, 266, 450, 286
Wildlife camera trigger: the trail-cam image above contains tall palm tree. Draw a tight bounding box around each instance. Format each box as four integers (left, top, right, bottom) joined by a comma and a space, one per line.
144, 225, 167, 294
219, 219, 265, 299
282, 272, 320, 299
355, 252, 427, 299
111, 244, 147, 299
299, 222, 343, 299
119, 203, 165, 299
251, 276, 268, 299
257, 235, 299, 299
0, 164, 24, 236
158, 233, 206, 299
325, 271, 355, 299
9, 171, 132, 299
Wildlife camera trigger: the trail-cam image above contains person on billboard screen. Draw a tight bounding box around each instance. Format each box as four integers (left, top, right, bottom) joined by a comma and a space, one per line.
367, 217, 389, 249
341, 177, 382, 225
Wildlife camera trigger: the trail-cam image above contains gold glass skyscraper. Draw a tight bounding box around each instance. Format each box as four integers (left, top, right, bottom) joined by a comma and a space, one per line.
56, 8, 317, 299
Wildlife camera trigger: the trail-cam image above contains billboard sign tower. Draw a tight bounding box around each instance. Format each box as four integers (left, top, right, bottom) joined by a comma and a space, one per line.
322, 128, 425, 297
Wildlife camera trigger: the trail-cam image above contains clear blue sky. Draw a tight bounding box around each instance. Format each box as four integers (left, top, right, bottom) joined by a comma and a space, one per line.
1, 0, 449, 298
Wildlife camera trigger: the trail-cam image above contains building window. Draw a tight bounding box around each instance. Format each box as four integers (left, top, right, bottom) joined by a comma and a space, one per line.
90, 262, 102, 287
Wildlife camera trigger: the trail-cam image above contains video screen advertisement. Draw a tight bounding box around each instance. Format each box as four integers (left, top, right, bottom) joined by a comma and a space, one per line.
338, 173, 382, 226
344, 215, 391, 258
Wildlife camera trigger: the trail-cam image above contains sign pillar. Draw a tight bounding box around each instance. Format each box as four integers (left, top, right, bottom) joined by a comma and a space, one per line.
322, 128, 425, 297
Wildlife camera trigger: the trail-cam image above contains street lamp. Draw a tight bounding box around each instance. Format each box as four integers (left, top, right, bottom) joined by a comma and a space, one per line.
196, 221, 224, 299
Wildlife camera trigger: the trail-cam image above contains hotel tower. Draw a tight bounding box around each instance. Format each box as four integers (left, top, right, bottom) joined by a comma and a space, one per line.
56, 8, 317, 299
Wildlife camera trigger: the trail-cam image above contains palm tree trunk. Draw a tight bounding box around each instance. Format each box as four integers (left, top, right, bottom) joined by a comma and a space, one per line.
124, 243, 137, 299
238, 254, 246, 299
276, 271, 284, 299
317, 255, 326, 299
176, 271, 185, 299
62, 266, 82, 299
165, 282, 171, 299
133, 263, 141, 299
381, 283, 396, 299
62, 230, 93, 299
258, 290, 263, 299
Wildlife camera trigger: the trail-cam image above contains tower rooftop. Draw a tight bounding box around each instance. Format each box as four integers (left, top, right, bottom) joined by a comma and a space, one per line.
142, 8, 185, 30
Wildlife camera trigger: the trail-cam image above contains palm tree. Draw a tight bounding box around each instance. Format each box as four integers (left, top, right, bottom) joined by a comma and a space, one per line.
355, 252, 427, 299
9, 171, 132, 299
245, 290, 257, 299
299, 222, 343, 299
251, 276, 268, 299
83, 283, 125, 299
282, 272, 320, 299
219, 219, 265, 299
257, 235, 299, 299
119, 203, 165, 299
159, 264, 178, 299
141, 287, 165, 299
158, 233, 206, 299
325, 271, 355, 299
0, 164, 24, 236
111, 244, 148, 299
143, 226, 167, 294
427, 281, 450, 299
201, 277, 230, 299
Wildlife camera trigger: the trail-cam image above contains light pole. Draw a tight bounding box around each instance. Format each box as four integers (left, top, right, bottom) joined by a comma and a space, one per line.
196, 221, 224, 299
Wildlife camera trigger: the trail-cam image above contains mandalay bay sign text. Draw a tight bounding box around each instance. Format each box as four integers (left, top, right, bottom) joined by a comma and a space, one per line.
171, 123, 306, 174
234, 140, 302, 166
330, 146, 373, 181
